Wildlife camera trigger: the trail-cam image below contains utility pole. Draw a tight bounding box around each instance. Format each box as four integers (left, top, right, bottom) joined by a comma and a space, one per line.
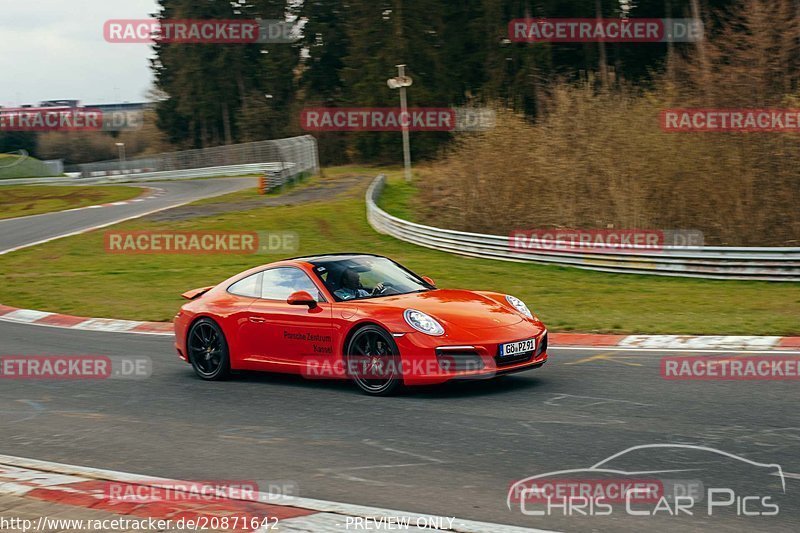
387, 64, 414, 181
115, 142, 126, 174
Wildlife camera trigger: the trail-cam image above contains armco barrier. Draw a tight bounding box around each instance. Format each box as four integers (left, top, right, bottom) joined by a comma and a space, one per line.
0, 162, 288, 186
76, 135, 318, 178
0, 135, 318, 187
366, 175, 800, 282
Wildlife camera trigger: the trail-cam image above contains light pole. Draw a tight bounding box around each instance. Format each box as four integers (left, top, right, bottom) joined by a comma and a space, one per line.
387, 64, 413, 181
115, 142, 126, 174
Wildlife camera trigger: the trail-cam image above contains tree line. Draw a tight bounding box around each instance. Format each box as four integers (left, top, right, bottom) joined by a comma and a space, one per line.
156, 0, 743, 163
0, 0, 779, 164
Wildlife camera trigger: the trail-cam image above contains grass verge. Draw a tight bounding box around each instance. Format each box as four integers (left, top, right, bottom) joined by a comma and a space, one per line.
0, 167, 797, 335
0, 185, 143, 220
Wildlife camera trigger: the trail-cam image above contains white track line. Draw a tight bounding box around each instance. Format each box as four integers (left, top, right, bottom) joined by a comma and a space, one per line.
0, 454, 553, 533
551, 346, 800, 354
0, 316, 172, 336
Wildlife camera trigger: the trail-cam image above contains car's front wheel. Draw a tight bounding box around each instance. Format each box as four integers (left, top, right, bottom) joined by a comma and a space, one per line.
187, 317, 231, 380
345, 325, 402, 396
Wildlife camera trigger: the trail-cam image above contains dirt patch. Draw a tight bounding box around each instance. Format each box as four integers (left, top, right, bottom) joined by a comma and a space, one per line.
316, 218, 334, 239
146, 174, 368, 223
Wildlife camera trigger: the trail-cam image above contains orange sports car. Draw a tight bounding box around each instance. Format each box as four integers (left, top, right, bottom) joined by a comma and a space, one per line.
174, 253, 548, 395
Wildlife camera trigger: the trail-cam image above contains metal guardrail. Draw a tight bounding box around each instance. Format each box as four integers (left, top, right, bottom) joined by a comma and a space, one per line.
0, 162, 293, 186
77, 135, 318, 178
366, 175, 800, 282
0, 135, 318, 187
79, 162, 292, 184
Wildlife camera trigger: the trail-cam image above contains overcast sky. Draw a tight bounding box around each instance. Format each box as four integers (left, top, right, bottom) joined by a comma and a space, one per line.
0, 0, 158, 107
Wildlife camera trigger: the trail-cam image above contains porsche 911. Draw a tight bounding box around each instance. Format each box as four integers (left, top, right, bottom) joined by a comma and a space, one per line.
174, 254, 548, 395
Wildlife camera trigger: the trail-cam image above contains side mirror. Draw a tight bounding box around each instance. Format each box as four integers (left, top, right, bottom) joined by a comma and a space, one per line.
421, 276, 436, 287
287, 290, 317, 308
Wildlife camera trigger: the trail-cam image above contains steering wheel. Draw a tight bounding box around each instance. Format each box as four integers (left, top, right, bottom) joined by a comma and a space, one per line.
372, 282, 394, 295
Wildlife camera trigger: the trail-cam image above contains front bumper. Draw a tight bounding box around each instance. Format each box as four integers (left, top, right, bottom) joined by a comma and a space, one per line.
394, 324, 548, 386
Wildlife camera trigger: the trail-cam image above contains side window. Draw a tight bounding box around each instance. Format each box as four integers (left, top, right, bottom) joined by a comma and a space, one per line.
227, 272, 262, 297
261, 268, 322, 301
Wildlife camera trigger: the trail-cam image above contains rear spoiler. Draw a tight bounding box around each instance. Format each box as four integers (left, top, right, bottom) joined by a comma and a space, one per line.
181, 286, 214, 300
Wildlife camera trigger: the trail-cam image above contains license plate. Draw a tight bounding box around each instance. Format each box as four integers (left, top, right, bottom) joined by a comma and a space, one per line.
499, 338, 536, 357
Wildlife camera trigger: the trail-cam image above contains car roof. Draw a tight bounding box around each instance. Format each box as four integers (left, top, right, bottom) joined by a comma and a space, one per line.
287, 252, 386, 265
228, 254, 387, 281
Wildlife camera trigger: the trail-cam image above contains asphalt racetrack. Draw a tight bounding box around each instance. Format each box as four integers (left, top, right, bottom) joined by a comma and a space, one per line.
0, 177, 255, 254
0, 318, 797, 532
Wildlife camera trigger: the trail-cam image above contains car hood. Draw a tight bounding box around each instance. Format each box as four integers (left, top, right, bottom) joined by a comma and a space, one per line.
375, 289, 524, 330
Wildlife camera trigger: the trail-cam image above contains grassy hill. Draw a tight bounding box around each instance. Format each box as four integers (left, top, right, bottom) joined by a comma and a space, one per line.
0, 153, 61, 179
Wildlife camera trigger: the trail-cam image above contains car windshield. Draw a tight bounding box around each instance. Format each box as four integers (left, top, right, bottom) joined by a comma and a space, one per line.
309, 256, 432, 302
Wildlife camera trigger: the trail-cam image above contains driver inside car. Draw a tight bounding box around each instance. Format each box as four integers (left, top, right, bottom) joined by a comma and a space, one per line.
334, 268, 384, 300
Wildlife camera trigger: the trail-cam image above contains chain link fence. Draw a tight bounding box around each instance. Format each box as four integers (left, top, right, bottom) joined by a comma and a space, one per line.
76, 135, 319, 181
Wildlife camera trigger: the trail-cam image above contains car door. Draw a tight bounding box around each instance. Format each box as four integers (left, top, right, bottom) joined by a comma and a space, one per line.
240, 267, 334, 373
222, 271, 262, 366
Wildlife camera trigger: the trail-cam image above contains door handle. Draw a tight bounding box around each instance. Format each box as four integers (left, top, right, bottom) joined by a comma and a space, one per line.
249, 317, 266, 323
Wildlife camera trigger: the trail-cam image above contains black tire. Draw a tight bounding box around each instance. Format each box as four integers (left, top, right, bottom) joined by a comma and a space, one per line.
345, 325, 402, 396
187, 318, 231, 381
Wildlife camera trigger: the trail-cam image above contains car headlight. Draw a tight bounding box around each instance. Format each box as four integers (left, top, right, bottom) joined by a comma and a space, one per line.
404, 309, 445, 336
506, 295, 533, 319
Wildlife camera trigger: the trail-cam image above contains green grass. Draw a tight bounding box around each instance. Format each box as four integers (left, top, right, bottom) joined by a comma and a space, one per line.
0, 185, 142, 220
0, 153, 62, 179
375, 173, 420, 221
0, 166, 797, 335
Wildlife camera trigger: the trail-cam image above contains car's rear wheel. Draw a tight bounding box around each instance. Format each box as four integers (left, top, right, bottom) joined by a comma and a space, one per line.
345, 325, 402, 396
187, 318, 230, 380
